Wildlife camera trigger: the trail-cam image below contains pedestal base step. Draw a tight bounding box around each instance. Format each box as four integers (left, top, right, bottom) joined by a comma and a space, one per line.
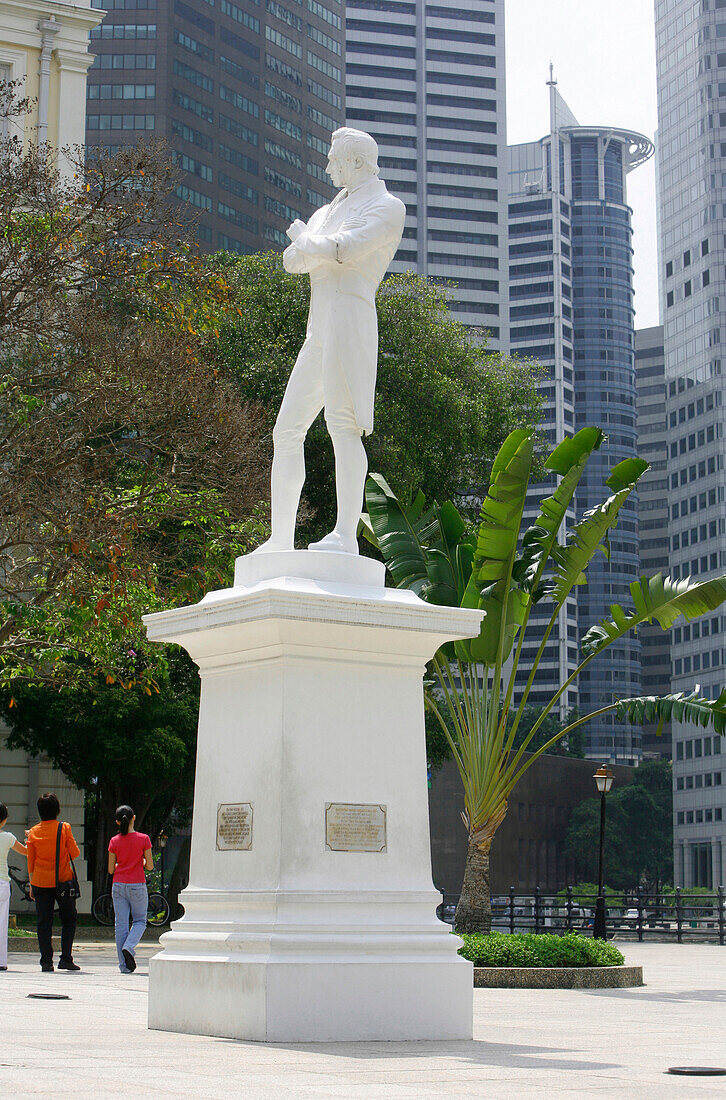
148, 955, 473, 1042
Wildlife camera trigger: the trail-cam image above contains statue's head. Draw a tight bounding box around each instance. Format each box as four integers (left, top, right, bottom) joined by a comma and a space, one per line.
327, 127, 380, 190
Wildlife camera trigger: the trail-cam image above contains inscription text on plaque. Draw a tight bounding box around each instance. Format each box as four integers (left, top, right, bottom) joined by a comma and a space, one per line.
325, 802, 387, 852
216, 802, 253, 850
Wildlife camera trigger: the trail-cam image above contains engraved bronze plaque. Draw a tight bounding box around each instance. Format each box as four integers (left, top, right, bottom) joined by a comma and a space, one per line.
325, 802, 387, 852
216, 802, 253, 850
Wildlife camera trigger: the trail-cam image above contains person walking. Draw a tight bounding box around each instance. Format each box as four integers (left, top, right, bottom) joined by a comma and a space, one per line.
108, 805, 153, 973
0, 802, 27, 971
26, 793, 81, 972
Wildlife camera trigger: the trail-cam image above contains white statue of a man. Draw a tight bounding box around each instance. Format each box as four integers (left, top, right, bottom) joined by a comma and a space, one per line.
256, 127, 406, 556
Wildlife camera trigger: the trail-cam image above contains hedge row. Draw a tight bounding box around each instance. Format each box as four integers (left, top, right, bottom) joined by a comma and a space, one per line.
458, 931, 625, 969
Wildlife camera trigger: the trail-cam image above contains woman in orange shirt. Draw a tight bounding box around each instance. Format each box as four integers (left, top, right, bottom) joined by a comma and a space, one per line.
26, 792, 81, 973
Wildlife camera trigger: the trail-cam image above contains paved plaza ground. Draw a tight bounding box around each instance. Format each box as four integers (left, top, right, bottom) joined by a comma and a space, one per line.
3, 940, 726, 1098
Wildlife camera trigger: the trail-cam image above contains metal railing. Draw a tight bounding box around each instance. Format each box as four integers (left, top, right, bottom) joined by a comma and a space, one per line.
437, 886, 726, 944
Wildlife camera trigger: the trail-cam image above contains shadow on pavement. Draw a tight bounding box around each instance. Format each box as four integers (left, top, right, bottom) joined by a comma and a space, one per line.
215, 1036, 622, 1072
584, 987, 726, 1003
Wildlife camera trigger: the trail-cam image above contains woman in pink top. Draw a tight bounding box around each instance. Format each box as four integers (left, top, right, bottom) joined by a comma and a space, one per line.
108, 805, 153, 973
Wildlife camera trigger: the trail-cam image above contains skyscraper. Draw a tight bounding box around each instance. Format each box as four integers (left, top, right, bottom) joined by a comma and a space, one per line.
655, 0, 726, 887
508, 77, 653, 761
85, 0, 345, 253
635, 325, 672, 760
345, 0, 507, 349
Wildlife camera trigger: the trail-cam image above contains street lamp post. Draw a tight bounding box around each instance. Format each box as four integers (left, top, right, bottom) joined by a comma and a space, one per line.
593, 764, 614, 940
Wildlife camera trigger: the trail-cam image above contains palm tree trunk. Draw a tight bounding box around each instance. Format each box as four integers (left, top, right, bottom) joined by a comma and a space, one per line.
454, 805, 507, 934
455, 834, 493, 934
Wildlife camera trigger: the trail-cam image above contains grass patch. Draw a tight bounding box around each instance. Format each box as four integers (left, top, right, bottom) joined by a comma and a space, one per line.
458, 931, 625, 969
8, 928, 33, 938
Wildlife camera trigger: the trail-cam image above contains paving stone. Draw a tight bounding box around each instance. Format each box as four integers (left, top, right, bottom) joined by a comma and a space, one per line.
2, 941, 726, 1097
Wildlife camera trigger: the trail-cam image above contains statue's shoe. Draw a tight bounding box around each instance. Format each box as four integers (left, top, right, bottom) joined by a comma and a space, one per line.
250, 538, 293, 555
308, 531, 358, 555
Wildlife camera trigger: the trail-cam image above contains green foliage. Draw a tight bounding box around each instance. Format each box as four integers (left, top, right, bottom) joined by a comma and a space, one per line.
565, 760, 673, 890
463, 429, 532, 664
0, 137, 270, 686
582, 575, 726, 657
215, 256, 544, 542
366, 425, 726, 933
457, 931, 624, 968
0, 647, 198, 815
614, 689, 726, 737
0, 645, 200, 891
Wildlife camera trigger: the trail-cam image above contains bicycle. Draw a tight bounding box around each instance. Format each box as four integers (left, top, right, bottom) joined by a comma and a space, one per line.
8, 865, 32, 904
92, 888, 171, 927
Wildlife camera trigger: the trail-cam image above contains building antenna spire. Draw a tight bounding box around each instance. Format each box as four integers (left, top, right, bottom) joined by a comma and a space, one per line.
547, 61, 557, 86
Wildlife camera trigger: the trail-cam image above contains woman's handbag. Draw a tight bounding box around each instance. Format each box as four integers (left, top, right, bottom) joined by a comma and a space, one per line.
55, 822, 81, 901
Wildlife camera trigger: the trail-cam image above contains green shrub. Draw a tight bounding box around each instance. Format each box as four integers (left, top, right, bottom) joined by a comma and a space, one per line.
458, 931, 625, 969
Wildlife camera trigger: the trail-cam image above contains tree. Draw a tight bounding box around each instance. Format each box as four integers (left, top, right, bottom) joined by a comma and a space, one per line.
0, 647, 199, 895
0, 89, 271, 888
0, 122, 270, 685
427, 704, 583, 777
214, 255, 544, 543
565, 760, 673, 890
363, 428, 726, 932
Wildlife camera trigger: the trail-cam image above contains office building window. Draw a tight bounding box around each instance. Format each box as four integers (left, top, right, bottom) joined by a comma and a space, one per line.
91, 22, 156, 38
220, 85, 260, 117
88, 84, 156, 99
219, 115, 258, 148
219, 142, 258, 174
265, 166, 301, 197
266, 53, 302, 86
307, 76, 341, 109
91, 53, 157, 69
306, 50, 341, 81
219, 173, 259, 204
265, 109, 301, 141
266, 26, 303, 58
218, 201, 258, 233
220, 55, 259, 89
175, 184, 212, 211
172, 90, 213, 122
220, 0, 260, 32
173, 60, 213, 93
87, 113, 155, 129
265, 138, 302, 168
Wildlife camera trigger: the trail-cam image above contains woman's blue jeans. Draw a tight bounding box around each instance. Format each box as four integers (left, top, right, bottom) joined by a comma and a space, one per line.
112, 882, 148, 972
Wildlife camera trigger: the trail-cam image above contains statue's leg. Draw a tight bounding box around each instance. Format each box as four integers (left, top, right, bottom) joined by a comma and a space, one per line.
332, 428, 368, 547
256, 341, 323, 553
308, 370, 366, 556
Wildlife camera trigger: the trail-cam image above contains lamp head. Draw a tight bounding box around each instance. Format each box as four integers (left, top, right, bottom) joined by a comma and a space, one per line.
593, 764, 614, 794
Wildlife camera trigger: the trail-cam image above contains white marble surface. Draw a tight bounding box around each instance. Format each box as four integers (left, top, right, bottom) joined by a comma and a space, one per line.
233, 548, 385, 590
256, 128, 406, 556
143, 565, 480, 1041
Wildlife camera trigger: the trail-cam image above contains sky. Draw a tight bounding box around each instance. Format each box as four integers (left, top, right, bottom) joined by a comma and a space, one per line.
505, 0, 660, 329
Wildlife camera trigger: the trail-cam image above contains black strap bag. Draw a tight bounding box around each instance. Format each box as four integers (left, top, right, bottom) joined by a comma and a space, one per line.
55, 822, 81, 901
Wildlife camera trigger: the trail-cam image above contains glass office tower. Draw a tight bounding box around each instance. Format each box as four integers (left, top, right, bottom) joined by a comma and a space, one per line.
86, 0, 345, 253
345, 0, 508, 349
508, 78, 653, 761
635, 325, 672, 760
655, 0, 726, 887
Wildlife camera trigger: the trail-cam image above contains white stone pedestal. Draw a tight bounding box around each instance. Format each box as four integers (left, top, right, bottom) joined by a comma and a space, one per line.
143, 551, 481, 1042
